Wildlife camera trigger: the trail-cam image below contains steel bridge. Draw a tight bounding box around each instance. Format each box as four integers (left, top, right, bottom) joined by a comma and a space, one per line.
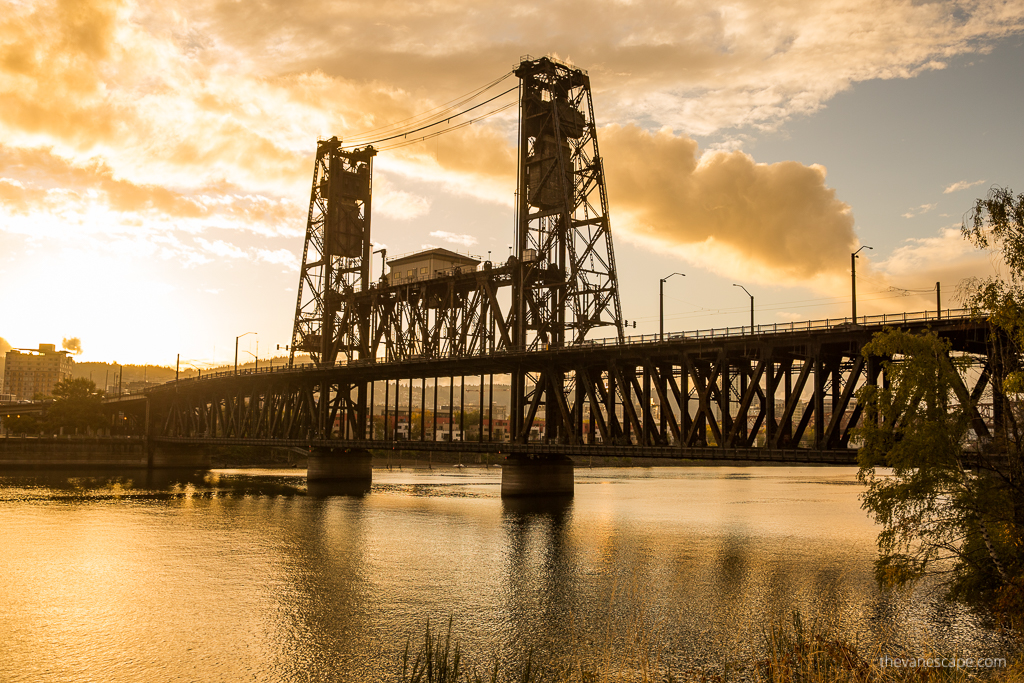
101, 56, 1003, 492
124, 308, 998, 469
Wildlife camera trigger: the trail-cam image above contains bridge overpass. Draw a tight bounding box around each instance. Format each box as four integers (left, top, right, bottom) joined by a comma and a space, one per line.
92, 57, 1004, 495
96, 307, 998, 494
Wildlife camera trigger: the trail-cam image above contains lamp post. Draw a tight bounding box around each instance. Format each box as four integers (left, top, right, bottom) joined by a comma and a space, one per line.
659, 273, 686, 341
733, 284, 754, 332
182, 361, 203, 379
852, 246, 873, 323
235, 332, 256, 374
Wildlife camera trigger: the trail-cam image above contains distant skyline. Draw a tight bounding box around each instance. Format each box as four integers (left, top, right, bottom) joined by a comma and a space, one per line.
1, 0, 1023, 366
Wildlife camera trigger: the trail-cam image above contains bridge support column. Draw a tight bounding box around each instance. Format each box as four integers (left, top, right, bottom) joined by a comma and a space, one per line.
307, 447, 372, 483
149, 443, 212, 469
500, 455, 574, 497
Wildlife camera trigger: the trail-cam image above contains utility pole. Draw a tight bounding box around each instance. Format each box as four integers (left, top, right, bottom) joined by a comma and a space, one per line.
660, 273, 685, 341
852, 246, 873, 323
936, 281, 941, 320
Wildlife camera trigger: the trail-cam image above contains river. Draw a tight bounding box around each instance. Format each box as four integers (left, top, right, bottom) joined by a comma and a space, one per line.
0, 464, 1010, 681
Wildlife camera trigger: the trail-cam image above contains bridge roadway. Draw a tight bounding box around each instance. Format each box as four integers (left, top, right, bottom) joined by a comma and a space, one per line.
105, 308, 993, 480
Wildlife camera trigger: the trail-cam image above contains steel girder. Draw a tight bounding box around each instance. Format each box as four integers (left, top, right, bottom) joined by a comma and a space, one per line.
149, 320, 1000, 458
290, 139, 376, 367
513, 56, 624, 351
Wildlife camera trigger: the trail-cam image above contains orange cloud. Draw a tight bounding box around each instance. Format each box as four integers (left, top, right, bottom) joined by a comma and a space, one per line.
0, 145, 298, 235
601, 125, 857, 284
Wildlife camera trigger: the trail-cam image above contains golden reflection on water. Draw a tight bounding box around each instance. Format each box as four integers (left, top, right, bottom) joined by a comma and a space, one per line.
0, 466, 1008, 682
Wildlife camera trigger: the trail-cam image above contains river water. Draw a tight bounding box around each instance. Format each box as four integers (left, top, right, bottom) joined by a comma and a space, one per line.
0, 464, 1010, 682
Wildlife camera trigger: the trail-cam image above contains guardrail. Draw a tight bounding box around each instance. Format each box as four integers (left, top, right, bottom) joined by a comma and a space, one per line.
151, 307, 980, 389
590, 307, 974, 346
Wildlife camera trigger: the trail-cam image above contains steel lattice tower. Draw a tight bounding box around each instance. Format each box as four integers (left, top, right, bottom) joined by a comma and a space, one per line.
512, 56, 625, 351
290, 138, 376, 367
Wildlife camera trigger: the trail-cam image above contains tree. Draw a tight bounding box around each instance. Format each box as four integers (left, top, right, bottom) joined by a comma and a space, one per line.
855, 187, 1024, 625
44, 377, 107, 435
2, 413, 41, 435
960, 186, 1024, 395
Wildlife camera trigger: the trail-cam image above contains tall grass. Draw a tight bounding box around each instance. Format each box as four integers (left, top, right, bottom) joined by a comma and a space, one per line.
397, 613, 1020, 683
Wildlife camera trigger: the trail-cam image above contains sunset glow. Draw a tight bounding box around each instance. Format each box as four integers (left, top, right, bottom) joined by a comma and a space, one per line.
2, 0, 1023, 365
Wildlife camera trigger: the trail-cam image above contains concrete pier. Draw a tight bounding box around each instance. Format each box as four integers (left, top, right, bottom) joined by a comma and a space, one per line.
307, 447, 372, 483
150, 443, 213, 469
500, 456, 574, 497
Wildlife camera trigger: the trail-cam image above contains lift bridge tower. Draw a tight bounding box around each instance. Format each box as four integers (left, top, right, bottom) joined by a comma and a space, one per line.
513, 55, 624, 349
289, 138, 376, 367
287, 56, 624, 443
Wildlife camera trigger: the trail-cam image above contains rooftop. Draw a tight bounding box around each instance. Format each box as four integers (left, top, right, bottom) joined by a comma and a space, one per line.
387, 247, 481, 267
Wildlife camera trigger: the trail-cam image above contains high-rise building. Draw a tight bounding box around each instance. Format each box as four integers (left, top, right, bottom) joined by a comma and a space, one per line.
3, 344, 74, 401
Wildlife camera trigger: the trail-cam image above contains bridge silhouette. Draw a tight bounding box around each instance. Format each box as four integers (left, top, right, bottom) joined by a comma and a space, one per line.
107, 57, 1000, 495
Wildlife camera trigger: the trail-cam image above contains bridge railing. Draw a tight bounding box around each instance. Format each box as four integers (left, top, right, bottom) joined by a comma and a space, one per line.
590, 307, 975, 347
158, 307, 979, 387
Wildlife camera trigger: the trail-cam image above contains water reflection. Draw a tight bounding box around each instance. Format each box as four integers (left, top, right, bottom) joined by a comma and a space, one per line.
306, 480, 372, 497
0, 466, 1013, 683
0, 468, 317, 501
499, 496, 582, 666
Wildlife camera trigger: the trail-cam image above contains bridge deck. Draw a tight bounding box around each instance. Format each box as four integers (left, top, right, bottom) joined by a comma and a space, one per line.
98, 308, 995, 463
152, 436, 859, 464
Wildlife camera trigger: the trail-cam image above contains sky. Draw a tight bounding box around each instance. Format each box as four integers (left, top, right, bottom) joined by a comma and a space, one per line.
1, 0, 1023, 367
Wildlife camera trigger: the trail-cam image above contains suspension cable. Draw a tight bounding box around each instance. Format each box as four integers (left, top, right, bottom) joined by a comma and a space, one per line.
342, 86, 518, 149
342, 72, 515, 145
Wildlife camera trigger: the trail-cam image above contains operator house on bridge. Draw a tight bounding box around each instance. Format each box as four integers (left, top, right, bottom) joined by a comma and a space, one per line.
386, 248, 481, 286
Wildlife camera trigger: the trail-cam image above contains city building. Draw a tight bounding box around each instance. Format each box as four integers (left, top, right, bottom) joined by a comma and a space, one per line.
2, 344, 74, 401
386, 248, 481, 286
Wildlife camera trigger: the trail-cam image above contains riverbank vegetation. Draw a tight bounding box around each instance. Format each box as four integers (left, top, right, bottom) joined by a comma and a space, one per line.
397, 614, 1020, 683
854, 188, 1024, 628
2, 377, 107, 436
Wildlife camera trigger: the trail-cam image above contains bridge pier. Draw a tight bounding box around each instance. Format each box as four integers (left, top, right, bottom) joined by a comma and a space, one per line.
149, 443, 212, 469
307, 447, 372, 484
500, 455, 574, 498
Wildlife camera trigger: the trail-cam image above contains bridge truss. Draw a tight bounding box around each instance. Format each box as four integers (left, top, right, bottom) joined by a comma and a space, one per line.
145, 314, 1000, 464
125, 58, 1008, 467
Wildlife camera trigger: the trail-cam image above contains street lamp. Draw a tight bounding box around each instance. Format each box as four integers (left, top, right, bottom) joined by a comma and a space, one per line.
659, 273, 685, 341
852, 246, 873, 323
235, 332, 256, 374
733, 284, 754, 332
181, 360, 203, 379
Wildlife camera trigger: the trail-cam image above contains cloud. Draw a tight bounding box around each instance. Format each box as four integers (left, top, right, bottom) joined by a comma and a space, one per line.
194, 238, 246, 259
429, 230, 477, 248
0, 146, 299, 237
1, 0, 1018, 205
944, 179, 986, 194
0, 0, 1022, 365
62, 337, 83, 354
183, 0, 1024, 135
601, 125, 857, 285
373, 174, 432, 220
255, 248, 299, 270
902, 203, 937, 218
878, 227, 991, 280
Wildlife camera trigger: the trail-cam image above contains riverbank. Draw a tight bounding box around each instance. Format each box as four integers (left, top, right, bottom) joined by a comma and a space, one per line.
397, 612, 1022, 683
